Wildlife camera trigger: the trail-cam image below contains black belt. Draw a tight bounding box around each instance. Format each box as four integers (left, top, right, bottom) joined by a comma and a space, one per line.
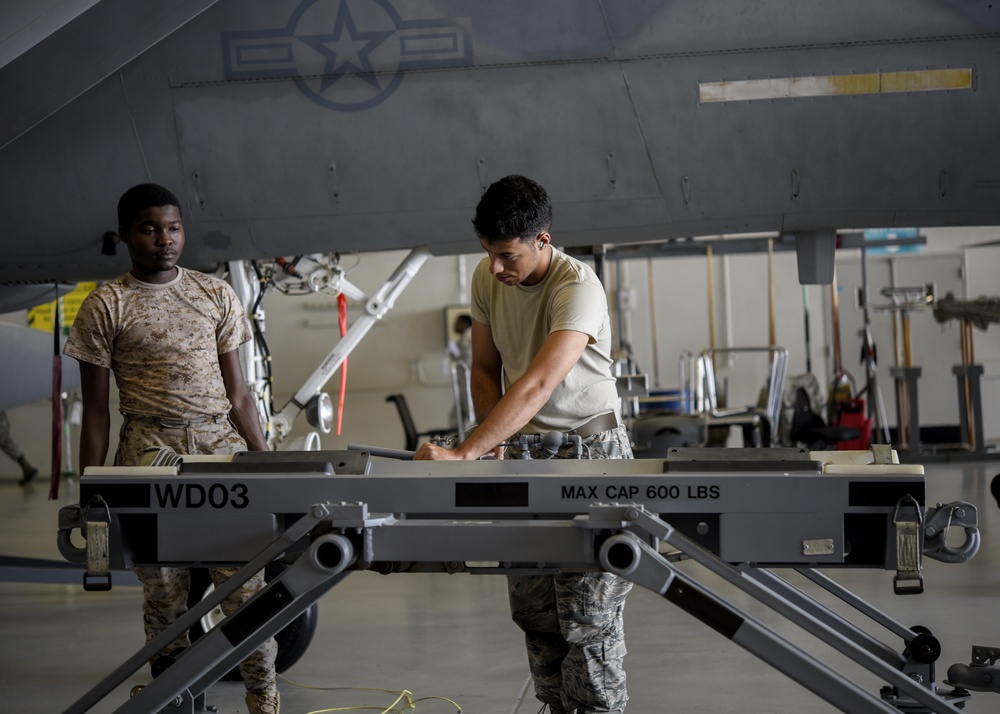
569, 411, 620, 438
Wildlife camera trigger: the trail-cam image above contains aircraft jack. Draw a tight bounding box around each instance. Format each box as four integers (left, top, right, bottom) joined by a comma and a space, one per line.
56, 447, 986, 714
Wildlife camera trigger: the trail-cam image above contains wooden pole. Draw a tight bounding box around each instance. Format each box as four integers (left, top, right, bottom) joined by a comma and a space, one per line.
706, 245, 716, 349
647, 258, 660, 388
962, 318, 975, 450
901, 311, 914, 449
830, 270, 842, 376
902, 313, 913, 367
767, 238, 776, 347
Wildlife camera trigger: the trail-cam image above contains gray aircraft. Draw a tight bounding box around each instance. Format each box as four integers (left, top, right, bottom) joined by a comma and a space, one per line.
4, 0, 999, 290
1, 0, 998, 411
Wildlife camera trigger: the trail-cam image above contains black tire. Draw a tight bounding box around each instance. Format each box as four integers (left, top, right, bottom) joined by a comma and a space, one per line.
187, 562, 318, 681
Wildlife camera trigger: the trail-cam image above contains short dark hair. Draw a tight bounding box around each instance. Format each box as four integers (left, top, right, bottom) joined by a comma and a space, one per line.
117, 183, 181, 230
472, 175, 551, 244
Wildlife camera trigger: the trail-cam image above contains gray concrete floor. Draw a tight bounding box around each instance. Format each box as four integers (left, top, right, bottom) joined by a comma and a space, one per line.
2, 457, 1000, 714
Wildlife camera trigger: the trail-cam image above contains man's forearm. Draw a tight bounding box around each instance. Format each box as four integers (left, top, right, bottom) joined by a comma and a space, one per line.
457, 377, 551, 459
230, 396, 269, 451
233, 417, 269, 451
79, 416, 110, 472
470, 369, 502, 424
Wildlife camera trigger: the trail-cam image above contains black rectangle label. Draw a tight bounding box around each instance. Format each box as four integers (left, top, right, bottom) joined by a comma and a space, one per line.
80, 483, 151, 508
849, 481, 924, 507
455, 481, 529, 507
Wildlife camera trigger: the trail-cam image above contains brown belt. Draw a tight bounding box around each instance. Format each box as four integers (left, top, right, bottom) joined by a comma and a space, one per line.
569, 411, 620, 438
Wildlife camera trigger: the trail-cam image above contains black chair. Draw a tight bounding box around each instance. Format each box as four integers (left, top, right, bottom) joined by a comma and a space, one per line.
631, 414, 705, 457
788, 387, 860, 450
385, 393, 452, 451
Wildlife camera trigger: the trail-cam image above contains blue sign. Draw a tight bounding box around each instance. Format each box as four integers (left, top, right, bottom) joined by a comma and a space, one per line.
864, 227, 921, 255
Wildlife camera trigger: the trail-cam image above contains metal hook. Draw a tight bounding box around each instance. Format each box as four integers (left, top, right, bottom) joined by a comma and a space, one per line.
923, 501, 980, 564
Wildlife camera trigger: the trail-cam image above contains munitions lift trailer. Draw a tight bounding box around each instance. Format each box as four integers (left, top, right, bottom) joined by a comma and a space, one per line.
56, 446, 988, 714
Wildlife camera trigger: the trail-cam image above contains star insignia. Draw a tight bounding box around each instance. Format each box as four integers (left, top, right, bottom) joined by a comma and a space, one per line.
297, 1, 393, 92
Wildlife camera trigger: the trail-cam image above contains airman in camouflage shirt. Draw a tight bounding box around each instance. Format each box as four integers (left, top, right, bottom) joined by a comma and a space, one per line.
64, 183, 279, 714
415, 176, 632, 713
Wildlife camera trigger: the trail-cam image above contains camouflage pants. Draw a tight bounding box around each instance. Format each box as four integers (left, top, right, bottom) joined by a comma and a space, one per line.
509, 421, 633, 714
119, 414, 278, 694
134, 565, 275, 691
0, 411, 25, 462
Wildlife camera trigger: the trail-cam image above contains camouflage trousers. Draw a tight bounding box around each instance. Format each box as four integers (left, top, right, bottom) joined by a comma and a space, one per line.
0, 411, 25, 462
134, 565, 275, 692
119, 414, 278, 694
509, 421, 633, 714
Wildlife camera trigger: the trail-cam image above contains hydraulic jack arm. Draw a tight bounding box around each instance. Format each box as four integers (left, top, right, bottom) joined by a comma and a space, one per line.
597, 506, 968, 714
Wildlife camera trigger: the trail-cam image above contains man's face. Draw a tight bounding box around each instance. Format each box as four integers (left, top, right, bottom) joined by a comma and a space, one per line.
122, 205, 185, 281
480, 233, 550, 287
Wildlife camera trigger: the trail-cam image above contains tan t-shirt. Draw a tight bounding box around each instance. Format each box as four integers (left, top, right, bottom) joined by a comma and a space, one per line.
471, 246, 619, 432
64, 267, 251, 419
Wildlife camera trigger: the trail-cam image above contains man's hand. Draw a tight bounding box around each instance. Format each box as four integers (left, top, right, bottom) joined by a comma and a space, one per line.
413, 441, 504, 460
413, 442, 462, 460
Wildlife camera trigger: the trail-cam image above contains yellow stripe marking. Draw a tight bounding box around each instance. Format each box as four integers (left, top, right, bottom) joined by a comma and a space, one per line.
699, 68, 972, 103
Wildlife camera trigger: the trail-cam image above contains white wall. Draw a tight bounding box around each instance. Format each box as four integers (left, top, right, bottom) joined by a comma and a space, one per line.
3, 227, 1000, 481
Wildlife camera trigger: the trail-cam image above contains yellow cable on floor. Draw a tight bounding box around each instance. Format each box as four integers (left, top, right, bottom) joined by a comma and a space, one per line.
277, 674, 462, 713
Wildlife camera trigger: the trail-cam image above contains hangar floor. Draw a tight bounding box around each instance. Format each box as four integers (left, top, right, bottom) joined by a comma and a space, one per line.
2, 457, 999, 714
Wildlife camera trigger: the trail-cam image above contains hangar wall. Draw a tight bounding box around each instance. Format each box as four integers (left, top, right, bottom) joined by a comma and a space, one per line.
2, 227, 999, 480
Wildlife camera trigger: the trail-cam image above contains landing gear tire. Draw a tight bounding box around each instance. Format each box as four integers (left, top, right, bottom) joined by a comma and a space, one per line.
187, 563, 318, 681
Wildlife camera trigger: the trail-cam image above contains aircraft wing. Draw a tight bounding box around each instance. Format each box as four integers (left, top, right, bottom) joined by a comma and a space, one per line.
1, 0, 999, 290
